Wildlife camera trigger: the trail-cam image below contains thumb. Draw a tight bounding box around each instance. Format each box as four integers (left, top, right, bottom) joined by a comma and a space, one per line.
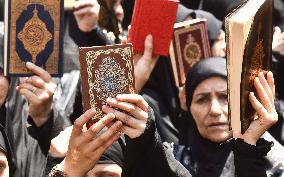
273, 26, 281, 38
143, 34, 153, 59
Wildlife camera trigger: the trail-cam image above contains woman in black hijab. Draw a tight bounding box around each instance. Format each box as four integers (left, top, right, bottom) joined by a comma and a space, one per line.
176, 57, 283, 177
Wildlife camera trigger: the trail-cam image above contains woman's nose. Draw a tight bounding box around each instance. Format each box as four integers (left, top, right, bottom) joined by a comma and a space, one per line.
209, 99, 223, 116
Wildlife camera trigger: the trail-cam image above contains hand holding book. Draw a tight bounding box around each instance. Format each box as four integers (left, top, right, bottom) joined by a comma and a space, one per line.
102, 94, 149, 139
234, 71, 278, 145
16, 62, 57, 127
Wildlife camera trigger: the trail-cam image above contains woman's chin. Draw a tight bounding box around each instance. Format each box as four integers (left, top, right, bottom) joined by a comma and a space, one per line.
206, 131, 232, 143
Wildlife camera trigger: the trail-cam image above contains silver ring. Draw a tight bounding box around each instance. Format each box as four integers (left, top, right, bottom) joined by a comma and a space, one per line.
32, 87, 37, 93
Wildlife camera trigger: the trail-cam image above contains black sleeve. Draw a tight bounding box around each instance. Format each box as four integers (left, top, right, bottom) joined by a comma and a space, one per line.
233, 138, 273, 177
69, 14, 114, 47
27, 109, 68, 155
122, 107, 192, 177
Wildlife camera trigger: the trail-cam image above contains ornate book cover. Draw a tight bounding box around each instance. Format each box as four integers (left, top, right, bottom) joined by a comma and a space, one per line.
4, 0, 64, 76
79, 44, 135, 127
171, 19, 211, 86
225, 0, 272, 134
127, 0, 179, 56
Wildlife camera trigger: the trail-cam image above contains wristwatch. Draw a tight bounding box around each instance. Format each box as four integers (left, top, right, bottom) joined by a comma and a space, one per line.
49, 165, 67, 177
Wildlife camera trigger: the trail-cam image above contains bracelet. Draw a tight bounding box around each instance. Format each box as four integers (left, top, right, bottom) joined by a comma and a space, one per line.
49, 165, 68, 177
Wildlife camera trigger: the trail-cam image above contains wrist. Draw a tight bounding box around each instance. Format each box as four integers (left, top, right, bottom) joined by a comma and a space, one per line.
56, 159, 84, 177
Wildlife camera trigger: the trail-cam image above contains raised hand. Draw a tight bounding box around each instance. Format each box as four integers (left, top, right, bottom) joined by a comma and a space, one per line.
237, 71, 278, 145
272, 26, 284, 56
56, 109, 123, 177
73, 0, 100, 32
132, 35, 159, 93
102, 94, 149, 139
16, 62, 57, 127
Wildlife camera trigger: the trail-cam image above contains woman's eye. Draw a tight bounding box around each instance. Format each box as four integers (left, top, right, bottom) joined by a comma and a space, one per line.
196, 97, 208, 103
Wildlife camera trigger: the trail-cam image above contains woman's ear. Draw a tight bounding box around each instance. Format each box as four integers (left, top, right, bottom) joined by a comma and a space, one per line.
179, 86, 188, 111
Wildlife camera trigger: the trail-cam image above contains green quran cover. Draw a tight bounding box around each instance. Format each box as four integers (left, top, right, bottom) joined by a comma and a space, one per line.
4, 0, 64, 76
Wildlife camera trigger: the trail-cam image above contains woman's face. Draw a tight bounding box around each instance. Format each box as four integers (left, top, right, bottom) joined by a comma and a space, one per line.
190, 77, 232, 143
113, 0, 124, 23
211, 30, 226, 58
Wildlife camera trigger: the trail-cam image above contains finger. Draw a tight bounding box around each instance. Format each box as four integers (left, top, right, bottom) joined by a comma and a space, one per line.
116, 94, 148, 112
266, 71, 275, 99
143, 34, 153, 59
90, 131, 121, 160
273, 26, 281, 39
26, 62, 52, 82
73, 108, 96, 136
26, 76, 45, 89
82, 113, 115, 142
254, 77, 273, 112
249, 92, 268, 118
258, 72, 274, 104
106, 98, 147, 121
89, 121, 123, 152
102, 105, 146, 129
18, 82, 36, 93
18, 88, 40, 105
120, 125, 140, 138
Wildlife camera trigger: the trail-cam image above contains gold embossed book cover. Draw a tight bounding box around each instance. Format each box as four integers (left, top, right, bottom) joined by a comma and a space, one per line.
170, 18, 211, 86
4, 0, 64, 76
79, 44, 135, 127
225, 0, 272, 134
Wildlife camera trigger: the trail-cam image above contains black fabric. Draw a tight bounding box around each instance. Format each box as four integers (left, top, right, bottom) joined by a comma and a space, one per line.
122, 107, 192, 177
69, 14, 114, 47
141, 56, 180, 144
233, 138, 273, 177
0, 124, 17, 176
176, 5, 222, 43
5, 78, 66, 177
185, 57, 227, 108
0, 0, 3, 21
97, 137, 125, 167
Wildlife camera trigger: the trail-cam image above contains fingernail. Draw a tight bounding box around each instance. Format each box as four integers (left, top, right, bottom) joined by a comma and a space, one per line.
259, 71, 263, 77
250, 92, 254, 96
107, 98, 117, 104
26, 62, 32, 68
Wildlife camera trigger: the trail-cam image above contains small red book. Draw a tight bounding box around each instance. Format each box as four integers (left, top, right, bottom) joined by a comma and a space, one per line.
128, 0, 179, 56
170, 19, 211, 86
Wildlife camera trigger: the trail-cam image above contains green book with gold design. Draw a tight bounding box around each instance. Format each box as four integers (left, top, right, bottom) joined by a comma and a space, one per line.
4, 0, 64, 76
79, 44, 135, 127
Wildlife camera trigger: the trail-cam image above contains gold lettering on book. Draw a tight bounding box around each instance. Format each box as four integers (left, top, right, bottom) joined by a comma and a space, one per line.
18, 6, 52, 63
183, 34, 201, 67
85, 47, 134, 120
249, 25, 265, 86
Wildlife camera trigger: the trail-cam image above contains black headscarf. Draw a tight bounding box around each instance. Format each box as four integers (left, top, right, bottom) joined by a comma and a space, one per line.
182, 57, 232, 177
176, 5, 222, 47
97, 137, 124, 167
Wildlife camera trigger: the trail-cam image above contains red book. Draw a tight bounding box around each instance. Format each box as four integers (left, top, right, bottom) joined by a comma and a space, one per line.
128, 0, 179, 56
170, 19, 211, 86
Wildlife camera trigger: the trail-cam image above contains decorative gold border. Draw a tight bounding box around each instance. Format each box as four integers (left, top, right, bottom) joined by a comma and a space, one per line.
9, 0, 61, 74
174, 23, 210, 83
85, 47, 134, 120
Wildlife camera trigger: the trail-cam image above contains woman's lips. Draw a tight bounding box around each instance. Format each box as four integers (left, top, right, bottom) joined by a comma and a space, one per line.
208, 122, 229, 130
